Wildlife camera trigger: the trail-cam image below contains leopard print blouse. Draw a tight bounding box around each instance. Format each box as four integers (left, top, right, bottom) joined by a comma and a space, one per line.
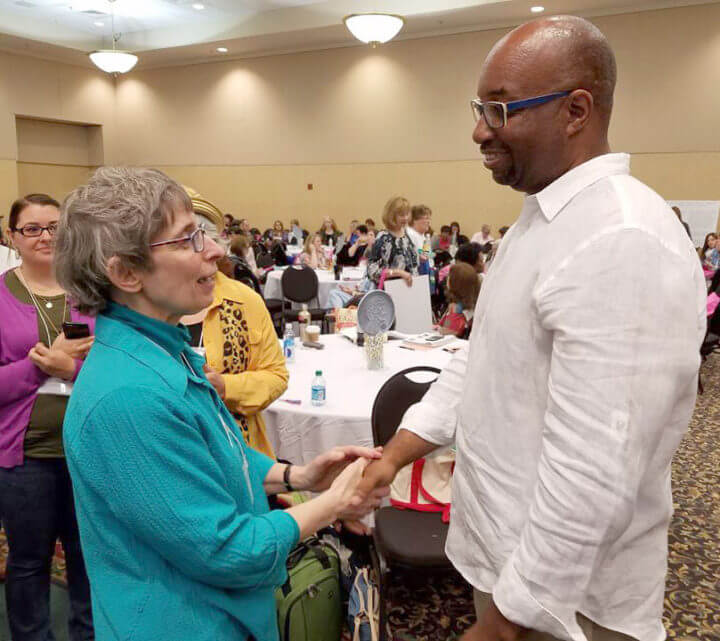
218, 299, 251, 441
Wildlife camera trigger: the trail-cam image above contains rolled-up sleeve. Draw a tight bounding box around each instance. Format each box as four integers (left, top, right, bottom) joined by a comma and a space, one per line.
493, 229, 704, 641
68, 387, 299, 591
399, 342, 469, 447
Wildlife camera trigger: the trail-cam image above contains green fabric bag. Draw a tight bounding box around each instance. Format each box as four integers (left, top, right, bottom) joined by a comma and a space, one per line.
276, 536, 343, 641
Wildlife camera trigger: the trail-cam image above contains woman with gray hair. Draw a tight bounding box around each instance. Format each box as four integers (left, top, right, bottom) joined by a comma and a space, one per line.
55, 167, 386, 641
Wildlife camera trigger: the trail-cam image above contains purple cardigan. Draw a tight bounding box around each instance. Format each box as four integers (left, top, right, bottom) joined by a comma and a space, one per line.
0, 272, 95, 468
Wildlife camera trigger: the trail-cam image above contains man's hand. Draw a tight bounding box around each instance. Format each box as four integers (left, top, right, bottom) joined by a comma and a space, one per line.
203, 364, 226, 399
355, 458, 399, 499
461, 600, 528, 641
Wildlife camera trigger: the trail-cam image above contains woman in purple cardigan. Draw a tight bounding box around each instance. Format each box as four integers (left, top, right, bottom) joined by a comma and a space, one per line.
0, 194, 95, 641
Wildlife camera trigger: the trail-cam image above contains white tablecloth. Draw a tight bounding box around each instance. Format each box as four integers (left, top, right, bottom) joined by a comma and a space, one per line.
263, 268, 360, 308
262, 334, 458, 465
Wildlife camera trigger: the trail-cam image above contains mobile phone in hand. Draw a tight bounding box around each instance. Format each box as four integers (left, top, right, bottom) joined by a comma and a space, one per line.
62, 322, 91, 339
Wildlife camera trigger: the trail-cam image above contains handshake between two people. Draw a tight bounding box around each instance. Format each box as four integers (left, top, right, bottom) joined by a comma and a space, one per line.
288, 430, 437, 538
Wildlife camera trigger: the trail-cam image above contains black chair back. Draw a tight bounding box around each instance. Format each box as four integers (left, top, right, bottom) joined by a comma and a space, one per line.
371, 366, 441, 447
256, 252, 275, 269
281, 265, 319, 304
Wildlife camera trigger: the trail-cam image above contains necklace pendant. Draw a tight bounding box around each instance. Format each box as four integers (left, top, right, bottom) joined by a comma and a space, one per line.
45, 301, 53, 309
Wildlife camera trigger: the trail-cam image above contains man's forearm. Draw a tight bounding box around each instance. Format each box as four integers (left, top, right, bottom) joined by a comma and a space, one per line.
378, 428, 439, 471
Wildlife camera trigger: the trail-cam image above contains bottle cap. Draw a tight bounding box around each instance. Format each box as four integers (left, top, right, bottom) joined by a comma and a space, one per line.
315, 370, 322, 376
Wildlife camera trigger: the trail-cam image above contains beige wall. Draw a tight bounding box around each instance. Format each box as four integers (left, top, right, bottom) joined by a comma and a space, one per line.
0, 50, 115, 215
1, 4, 720, 235
115, 3, 720, 233
16, 163, 94, 204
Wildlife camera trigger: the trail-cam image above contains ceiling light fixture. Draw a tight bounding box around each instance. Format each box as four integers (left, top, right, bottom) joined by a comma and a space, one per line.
192, 2, 205, 9
94, 20, 104, 26
216, 47, 228, 53
343, 13, 404, 47
88, 0, 137, 74
530, 6, 545, 13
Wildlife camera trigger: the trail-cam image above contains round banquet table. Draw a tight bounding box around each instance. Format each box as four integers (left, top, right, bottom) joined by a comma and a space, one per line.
263, 267, 360, 309
262, 334, 460, 465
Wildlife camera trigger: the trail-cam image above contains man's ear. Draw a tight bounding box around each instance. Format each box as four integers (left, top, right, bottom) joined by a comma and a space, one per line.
566, 89, 593, 137
106, 255, 143, 294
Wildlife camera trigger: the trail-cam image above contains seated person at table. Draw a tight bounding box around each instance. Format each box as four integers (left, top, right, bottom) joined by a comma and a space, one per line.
450, 221, 469, 245
337, 225, 375, 266
230, 234, 264, 281
366, 196, 418, 288
699, 233, 719, 271
55, 167, 387, 641
272, 220, 288, 244
319, 216, 342, 246
432, 225, 452, 252
347, 220, 360, 245
438, 242, 485, 284
435, 262, 479, 337
182, 189, 286, 458
258, 229, 289, 266
297, 232, 331, 270
327, 273, 374, 310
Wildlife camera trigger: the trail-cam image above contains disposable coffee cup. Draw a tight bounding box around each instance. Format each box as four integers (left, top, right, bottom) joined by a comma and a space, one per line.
306, 325, 320, 342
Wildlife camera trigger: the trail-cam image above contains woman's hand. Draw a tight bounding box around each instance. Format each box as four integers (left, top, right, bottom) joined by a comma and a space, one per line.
323, 458, 369, 513
54, 333, 94, 360
28, 342, 76, 380
203, 364, 226, 399
295, 445, 383, 492
398, 270, 413, 287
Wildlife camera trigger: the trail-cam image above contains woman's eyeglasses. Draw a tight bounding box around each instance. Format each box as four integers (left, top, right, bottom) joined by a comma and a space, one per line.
12, 223, 59, 237
149, 225, 206, 253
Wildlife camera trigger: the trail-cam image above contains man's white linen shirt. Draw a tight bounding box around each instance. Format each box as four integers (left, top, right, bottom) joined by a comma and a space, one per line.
400, 153, 706, 641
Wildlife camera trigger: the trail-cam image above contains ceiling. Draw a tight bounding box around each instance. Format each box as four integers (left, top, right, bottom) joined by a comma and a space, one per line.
0, 0, 715, 69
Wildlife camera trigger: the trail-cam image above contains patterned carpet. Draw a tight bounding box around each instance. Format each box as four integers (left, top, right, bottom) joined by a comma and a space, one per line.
1, 353, 718, 640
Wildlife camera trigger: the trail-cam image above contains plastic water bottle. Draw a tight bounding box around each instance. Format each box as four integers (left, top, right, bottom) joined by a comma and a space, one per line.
283, 326, 295, 363
311, 370, 326, 406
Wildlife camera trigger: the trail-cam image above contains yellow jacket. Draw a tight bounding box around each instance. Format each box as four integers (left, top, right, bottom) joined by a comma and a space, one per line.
202, 272, 288, 458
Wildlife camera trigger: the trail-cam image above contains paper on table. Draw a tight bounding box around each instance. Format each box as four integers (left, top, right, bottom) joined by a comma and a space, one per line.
384, 274, 433, 335
341, 267, 365, 280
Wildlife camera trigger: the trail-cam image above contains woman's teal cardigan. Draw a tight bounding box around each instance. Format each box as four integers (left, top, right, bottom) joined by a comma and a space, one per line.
63, 301, 299, 641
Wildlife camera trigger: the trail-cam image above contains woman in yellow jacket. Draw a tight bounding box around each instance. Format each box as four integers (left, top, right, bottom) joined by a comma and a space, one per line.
182, 187, 287, 457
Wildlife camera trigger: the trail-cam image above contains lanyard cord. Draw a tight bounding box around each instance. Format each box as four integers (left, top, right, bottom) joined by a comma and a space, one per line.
16, 268, 67, 344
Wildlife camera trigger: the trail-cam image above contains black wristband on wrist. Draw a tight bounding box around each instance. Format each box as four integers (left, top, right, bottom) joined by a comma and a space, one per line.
283, 464, 294, 492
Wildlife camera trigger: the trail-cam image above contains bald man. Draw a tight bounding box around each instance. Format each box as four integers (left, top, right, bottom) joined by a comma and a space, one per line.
357, 16, 706, 641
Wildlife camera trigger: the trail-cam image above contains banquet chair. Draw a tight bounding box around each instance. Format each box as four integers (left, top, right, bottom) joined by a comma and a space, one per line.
256, 252, 275, 269
369, 366, 452, 641
280, 265, 327, 333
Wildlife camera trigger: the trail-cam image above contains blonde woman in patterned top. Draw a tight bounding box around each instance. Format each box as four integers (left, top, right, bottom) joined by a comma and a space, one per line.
181, 188, 288, 457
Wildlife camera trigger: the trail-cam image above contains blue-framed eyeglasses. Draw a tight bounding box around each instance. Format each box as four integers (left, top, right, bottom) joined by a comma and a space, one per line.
470, 91, 572, 129
149, 224, 206, 253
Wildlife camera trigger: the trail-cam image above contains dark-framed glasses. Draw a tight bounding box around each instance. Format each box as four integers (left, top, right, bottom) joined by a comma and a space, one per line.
12, 222, 59, 237
149, 224, 206, 253
470, 90, 572, 129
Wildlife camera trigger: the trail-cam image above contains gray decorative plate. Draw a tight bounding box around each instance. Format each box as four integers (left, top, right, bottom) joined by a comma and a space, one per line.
357, 290, 395, 336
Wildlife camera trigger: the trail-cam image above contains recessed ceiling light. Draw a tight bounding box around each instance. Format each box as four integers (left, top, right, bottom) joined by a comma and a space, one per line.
94, 20, 104, 26
216, 47, 228, 53
531, 6, 545, 12
192, 2, 204, 9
